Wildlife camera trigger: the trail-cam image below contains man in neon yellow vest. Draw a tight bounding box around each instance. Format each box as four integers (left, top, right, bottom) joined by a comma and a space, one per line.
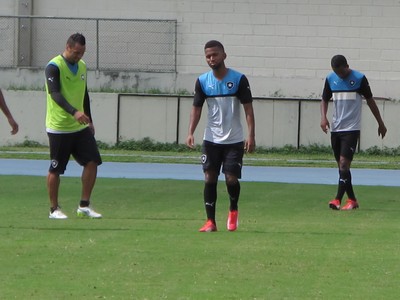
45, 33, 102, 219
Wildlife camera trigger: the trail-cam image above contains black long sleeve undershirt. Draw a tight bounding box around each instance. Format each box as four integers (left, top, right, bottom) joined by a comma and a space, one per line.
45, 64, 92, 122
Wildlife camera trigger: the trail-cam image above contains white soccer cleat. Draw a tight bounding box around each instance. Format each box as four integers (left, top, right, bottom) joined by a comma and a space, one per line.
49, 209, 68, 219
77, 206, 102, 219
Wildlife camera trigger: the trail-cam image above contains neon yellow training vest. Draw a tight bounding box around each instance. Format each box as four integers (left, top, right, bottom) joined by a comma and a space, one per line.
45, 55, 87, 132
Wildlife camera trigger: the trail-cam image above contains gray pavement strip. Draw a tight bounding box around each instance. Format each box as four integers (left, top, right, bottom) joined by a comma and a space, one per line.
0, 159, 399, 186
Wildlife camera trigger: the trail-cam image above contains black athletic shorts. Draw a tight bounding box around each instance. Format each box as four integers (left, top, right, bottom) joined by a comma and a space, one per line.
47, 127, 102, 174
201, 140, 244, 178
331, 130, 360, 162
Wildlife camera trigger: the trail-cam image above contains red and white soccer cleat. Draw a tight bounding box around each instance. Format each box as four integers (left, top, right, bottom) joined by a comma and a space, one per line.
328, 199, 341, 210
199, 219, 217, 232
341, 199, 359, 210
227, 210, 239, 231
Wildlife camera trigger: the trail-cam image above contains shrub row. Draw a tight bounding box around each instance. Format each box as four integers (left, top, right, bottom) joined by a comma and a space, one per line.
10, 138, 400, 156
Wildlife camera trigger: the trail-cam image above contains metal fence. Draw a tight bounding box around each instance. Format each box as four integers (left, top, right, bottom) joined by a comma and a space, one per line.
0, 15, 177, 72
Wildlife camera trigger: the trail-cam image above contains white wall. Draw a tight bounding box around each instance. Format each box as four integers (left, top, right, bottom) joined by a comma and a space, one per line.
2, 0, 400, 98
0, 91, 397, 151
0, 91, 119, 146
1, 1, 400, 150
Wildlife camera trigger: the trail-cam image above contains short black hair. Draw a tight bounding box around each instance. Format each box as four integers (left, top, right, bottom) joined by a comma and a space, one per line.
204, 40, 224, 52
331, 55, 348, 68
67, 33, 86, 47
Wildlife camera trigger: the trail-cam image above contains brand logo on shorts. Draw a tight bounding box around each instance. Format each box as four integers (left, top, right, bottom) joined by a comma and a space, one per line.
226, 82, 234, 89
201, 154, 207, 164
51, 159, 58, 168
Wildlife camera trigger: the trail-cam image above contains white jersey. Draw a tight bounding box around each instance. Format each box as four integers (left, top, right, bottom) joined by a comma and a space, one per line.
322, 70, 372, 132
193, 69, 252, 144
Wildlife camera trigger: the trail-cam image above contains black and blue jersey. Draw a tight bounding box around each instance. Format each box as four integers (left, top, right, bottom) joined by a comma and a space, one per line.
193, 68, 252, 144
322, 70, 372, 132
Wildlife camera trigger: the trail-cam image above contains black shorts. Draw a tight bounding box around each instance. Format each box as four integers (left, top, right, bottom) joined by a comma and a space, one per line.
331, 131, 360, 162
201, 140, 244, 178
48, 127, 102, 174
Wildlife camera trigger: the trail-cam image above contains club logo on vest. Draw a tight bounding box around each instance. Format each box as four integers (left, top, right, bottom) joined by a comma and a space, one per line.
226, 82, 234, 89
350, 80, 355, 86
81, 74, 85, 80
201, 154, 207, 164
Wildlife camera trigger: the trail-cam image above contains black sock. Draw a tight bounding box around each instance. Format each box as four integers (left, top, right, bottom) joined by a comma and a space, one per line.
345, 171, 356, 200
80, 200, 90, 207
227, 181, 240, 211
204, 182, 217, 222
50, 206, 58, 213
335, 170, 350, 201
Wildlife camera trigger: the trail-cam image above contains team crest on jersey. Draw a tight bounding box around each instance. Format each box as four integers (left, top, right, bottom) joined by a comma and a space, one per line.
201, 154, 207, 164
81, 74, 85, 80
226, 81, 234, 89
349, 80, 355, 86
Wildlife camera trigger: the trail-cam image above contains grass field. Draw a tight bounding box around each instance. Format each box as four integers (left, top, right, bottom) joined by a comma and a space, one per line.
0, 175, 399, 299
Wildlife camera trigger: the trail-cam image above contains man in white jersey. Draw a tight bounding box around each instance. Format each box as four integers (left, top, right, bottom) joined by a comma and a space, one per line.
321, 55, 387, 210
186, 40, 255, 232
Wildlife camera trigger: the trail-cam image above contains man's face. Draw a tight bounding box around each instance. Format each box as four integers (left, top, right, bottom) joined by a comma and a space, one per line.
332, 65, 350, 79
65, 43, 86, 64
204, 46, 226, 70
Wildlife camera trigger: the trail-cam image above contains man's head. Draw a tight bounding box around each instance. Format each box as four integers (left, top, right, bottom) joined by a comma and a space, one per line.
331, 55, 350, 79
64, 33, 86, 64
204, 40, 226, 70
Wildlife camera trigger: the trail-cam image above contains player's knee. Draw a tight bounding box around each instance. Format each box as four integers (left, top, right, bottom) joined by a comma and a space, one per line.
204, 171, 218, 184
225, 174, 239, 186
338, 158, 351, 171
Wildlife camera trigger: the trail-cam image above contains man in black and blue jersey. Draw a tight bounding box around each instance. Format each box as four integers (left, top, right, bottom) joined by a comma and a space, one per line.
186, 40, 256, 232
321, 55, 387, 210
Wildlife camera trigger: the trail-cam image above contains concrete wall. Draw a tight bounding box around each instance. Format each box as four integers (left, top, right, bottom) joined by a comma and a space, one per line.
1, 91, 398, 150
119, 96, 179, 143
1, 1, 400, 150
2, 1, 400, 98
0, 91, 119, 146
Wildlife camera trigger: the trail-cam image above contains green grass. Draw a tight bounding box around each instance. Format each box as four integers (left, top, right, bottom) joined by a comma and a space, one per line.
0, 176, 399, 299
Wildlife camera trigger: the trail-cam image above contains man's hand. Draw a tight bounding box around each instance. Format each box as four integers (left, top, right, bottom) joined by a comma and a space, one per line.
8, 117, 18, 135
186, 134, 195, 149
74, 111, 90, 125
378, 124, 387, 139
320, 118, 330, 134
245, 136, 255, 153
